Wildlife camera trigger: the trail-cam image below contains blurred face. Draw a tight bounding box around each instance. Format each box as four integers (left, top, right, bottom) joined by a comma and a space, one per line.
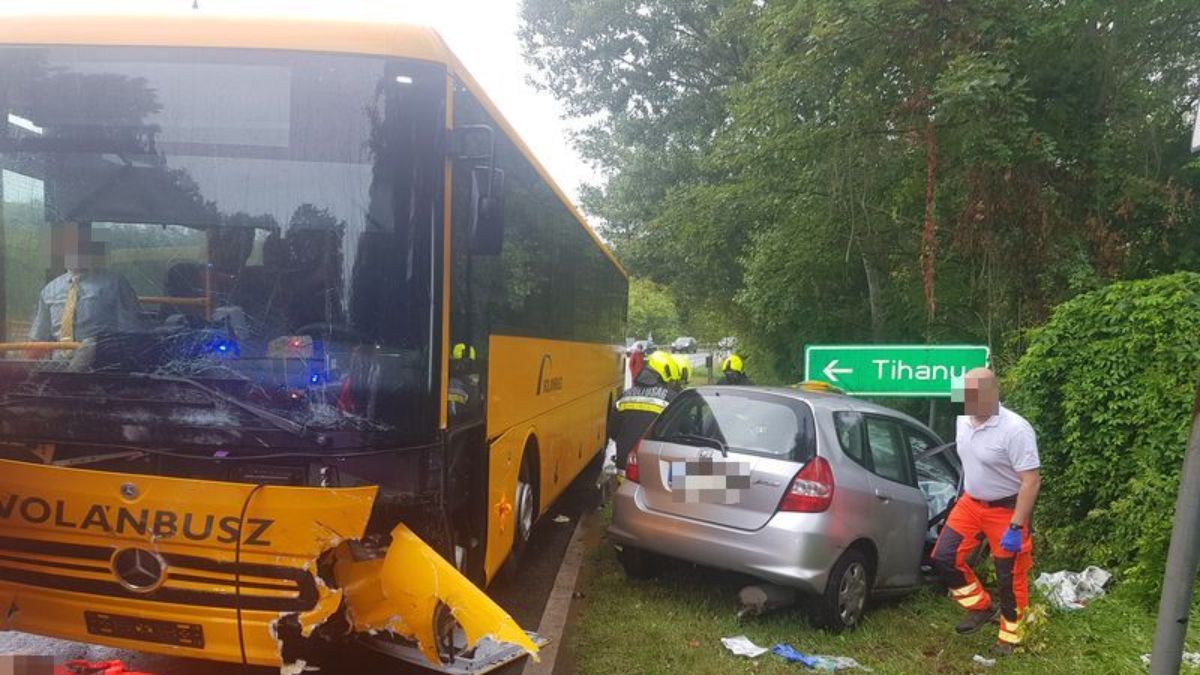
963, 368, 1000, 418
58, 224, 106, 271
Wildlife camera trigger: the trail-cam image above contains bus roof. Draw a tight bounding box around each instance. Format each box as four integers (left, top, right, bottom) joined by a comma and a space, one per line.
0, 8, 628, 278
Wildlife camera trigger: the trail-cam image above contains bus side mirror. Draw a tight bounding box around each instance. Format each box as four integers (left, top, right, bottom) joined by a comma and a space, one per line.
470, 166, 506, 255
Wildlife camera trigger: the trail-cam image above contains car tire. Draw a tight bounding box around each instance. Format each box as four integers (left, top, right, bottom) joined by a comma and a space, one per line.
814, 549, 870, 632
617, 546, 663, 580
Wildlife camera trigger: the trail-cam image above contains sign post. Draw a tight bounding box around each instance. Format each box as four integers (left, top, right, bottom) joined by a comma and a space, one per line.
804, 344, 990, 397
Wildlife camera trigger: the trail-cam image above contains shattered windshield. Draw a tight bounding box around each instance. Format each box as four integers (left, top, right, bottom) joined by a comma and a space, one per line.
0, 47, 444, 448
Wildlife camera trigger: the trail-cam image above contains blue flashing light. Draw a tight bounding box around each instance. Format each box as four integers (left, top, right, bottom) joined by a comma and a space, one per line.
205, 336, 239, 358
310, 373, 321, 384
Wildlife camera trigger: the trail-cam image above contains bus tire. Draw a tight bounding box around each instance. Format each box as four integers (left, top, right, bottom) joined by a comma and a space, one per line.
501, 443, 538, 581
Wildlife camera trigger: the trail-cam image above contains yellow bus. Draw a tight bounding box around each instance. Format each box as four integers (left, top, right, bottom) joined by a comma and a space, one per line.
0, 8, 627, 672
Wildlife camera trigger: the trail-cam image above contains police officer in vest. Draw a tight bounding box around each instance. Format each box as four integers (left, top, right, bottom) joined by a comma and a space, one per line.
608, 350, 681, 469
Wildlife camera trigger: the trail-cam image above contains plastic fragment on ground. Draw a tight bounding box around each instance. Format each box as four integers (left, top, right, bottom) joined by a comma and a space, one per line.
720, 635, 768, 658
973, 654, 996, 667
812, 655, 873, 672
553, 514, 571, 523
771, 644, 820, 667
1033, 565, 1111, 610
1141, 652, 1200, 668
768, 646, 873, 672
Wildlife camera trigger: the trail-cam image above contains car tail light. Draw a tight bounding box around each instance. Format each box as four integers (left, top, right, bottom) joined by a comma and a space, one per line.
779, 456, 834, 512
626, 442, 641, 483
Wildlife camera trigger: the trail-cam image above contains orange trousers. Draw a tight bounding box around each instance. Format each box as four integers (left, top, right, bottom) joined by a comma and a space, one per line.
932, 494, 1033, 644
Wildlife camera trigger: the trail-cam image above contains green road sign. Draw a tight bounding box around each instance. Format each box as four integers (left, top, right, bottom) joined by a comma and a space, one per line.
804, 344, 990, 397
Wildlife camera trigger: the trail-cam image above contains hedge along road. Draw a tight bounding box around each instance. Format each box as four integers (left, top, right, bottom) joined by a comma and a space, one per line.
0, 462, 605, 674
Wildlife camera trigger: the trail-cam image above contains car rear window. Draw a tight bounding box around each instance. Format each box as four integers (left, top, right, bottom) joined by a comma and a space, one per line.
649, 389, 815, 461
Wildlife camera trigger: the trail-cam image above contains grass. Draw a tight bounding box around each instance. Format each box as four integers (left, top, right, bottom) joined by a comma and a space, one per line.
570, 507, 1197, 674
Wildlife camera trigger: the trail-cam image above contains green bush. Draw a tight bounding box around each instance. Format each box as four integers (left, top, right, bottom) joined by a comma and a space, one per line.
1006, 272, 1200, 602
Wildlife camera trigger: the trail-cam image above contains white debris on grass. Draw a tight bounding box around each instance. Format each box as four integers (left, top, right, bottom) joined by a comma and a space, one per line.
1034, 565, 1112, 610
720, 635, 768, 658
973, 654, 996, 667
1140, 652, 1200, 668
815, 655, 873, 672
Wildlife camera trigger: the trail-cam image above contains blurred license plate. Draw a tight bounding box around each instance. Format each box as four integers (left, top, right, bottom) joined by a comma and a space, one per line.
85, 611, 204, 648
666, 458, 751, 503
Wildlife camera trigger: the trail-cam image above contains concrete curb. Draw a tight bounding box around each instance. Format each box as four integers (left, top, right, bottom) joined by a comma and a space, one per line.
523, 511, 591, 675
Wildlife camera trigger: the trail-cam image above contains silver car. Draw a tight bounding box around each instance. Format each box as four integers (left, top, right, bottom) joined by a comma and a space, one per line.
609, 385, 961, 630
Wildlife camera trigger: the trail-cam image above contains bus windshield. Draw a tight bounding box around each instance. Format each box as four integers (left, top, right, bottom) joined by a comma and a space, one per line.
0, 46, 445, 450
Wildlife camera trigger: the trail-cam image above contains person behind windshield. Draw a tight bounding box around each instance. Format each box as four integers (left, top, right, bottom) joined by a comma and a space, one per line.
29, 223, 144, 343
715, 353, 752, 385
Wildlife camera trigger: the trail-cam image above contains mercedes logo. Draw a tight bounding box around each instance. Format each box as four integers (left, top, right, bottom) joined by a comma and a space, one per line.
111, 547, 168, 594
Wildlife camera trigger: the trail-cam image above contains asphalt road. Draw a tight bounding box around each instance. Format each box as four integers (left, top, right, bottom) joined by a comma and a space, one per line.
0, 463, 605, 675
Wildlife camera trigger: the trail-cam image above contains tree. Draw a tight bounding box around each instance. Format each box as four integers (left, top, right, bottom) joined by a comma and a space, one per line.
627, 277, 681, 341
521, 0, 1200, 378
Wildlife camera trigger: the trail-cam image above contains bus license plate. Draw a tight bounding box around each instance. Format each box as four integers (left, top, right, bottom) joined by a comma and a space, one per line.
85, 611, 205, 648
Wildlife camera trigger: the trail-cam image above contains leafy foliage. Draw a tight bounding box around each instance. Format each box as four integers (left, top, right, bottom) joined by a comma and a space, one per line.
1006, 272, 1200, 600
521, 0, 1200, 380
627, 277, 682, 341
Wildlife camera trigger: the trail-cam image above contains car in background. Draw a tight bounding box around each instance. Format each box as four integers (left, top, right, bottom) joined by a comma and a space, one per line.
609, 385, 961, 631
670, 336, 698, 353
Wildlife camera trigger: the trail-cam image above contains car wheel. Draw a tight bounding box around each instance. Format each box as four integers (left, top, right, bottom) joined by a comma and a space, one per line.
617, 546, 663, 580
814, 549, 870, 632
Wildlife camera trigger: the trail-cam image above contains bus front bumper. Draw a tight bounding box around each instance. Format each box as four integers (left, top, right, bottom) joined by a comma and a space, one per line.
0, 458, 538, 671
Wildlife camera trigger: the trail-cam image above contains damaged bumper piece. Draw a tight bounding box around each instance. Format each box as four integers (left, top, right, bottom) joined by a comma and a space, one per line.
0, 459, 539, 673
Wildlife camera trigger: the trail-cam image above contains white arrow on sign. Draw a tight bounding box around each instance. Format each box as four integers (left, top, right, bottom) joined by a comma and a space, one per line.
823, 359, 853, 382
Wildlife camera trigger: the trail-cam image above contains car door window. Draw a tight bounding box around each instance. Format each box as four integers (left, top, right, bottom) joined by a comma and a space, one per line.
907, 428, 957, 524
833, 411, 869, 469
865, 417, 914, 486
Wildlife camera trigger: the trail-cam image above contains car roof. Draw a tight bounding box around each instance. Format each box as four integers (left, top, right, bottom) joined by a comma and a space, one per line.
691, 385, 934, 433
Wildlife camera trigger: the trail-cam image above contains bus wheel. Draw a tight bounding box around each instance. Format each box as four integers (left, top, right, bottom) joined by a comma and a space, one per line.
501, 449, 537, 581
514, 453, 536, 552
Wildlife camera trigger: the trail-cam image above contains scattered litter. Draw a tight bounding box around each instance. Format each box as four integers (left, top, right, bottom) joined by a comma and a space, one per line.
768, 646, 872, 671
721, 635, 768, 658
1140, 652, 1200, 668
1034, 566, 1111, 610
810, 656, 872, 672
552, 514, 571, 523
772, 644, 820, 667
972, 654, 996, 667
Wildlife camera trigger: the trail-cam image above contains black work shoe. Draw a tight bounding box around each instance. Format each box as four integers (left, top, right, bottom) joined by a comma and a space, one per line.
990, 641, 1017, 656
954, 605, 1000, 635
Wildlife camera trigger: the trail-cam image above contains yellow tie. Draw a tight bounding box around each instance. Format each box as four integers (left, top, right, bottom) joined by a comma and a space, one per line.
60, 273, 79, 342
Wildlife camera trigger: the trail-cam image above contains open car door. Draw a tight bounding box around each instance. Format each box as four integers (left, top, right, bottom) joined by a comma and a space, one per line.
913, 442, 963, 569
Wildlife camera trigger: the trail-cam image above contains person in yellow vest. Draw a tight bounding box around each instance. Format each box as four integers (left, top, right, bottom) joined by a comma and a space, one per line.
715, 354, 752, 385
608, 350, 680, 469
672, 352, 692, 386
29, 224, 143, 344
448, 342, 480, 419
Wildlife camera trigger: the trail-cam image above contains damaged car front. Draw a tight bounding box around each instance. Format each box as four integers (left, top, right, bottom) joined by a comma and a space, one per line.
0, 42, 536, 671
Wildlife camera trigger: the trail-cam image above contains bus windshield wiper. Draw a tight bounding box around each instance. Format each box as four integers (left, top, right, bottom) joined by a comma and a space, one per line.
664, 433, 728, 458
132, 373, 309, 440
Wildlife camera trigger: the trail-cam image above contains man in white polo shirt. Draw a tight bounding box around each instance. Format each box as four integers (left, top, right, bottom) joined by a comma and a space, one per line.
932, 367, 1041, 655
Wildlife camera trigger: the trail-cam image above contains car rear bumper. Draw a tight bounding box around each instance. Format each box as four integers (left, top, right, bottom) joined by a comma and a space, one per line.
608, 481, 844, 594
